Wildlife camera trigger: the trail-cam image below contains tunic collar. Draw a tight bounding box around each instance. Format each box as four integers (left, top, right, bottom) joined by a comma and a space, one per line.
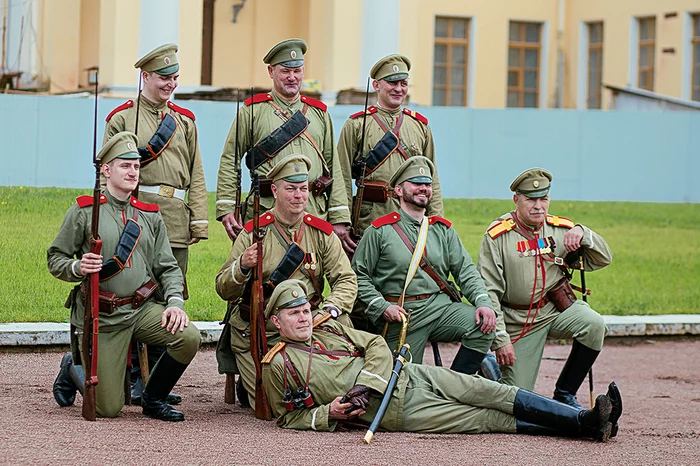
398, 208, 424, 226
139, 94, 169, 114
271, 90, 301, 109
103, 188, 130, 209
375, 103, 402, 117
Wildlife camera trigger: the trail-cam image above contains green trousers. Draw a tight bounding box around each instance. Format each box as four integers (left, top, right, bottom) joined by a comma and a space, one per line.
171, 247, 189, 299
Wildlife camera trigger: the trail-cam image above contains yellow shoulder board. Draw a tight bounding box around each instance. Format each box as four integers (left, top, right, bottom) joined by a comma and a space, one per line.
487, 218, 516, 239
546, 215, 575, 229
262, 342, 286, 364
312, 313, 332, 328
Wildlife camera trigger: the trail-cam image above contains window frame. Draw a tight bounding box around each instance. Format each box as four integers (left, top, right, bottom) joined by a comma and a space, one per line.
692, 14, 700, 101
637, 16, 656, 91
432, 16, 470, 107
586, 22, 604, 109
507, 21, 542, 108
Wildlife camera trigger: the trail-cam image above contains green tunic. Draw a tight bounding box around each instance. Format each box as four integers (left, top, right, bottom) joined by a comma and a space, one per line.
104, 95, 209, 248
215, 91, 350, 225
337, 105, 443, 234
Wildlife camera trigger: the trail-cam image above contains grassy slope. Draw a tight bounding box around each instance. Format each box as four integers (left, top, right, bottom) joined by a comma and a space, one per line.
1, 187, 698, 322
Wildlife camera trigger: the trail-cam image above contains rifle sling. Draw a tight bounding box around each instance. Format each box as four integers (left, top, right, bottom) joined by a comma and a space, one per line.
269, 220, 324, 301
246, 110, 309, 170
370, 112, 409, 161
138, 113, 178, 166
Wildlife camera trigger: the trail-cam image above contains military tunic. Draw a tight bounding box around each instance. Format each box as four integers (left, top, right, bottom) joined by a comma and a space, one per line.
337, 105, 443, 234
352, 209, 494, 362
478, 211, 612, 389
47, 190, 201, 417
215, 91, 350, 225
215, 209, 357, 398
262, 318, 518, 433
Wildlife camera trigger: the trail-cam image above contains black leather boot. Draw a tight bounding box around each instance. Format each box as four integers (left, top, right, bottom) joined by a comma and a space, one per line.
131, 343, 182, 406
553, 340, 600, 409
477, 353, 502, 381
450, 346, 486, 375
607, 382, 622, 438
53, 353, 77, 407
236, 377, 251, 409
141, 352, 188, 422
514, 389, 613, 442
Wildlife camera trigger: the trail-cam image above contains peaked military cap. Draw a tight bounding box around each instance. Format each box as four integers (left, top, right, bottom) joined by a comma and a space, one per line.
266, 279, 310, 319
370, 54, 411, 82
510, 168, 553, 198
134, 43, 179, 76
263, 38, 307, 68
390, 156, 435, 188
98, 131, 140, 165
267, 154, 312, 183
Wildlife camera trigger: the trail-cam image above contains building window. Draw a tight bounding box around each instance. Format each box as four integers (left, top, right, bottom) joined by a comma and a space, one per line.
507, 21, 541, 108
638, 16, 655, 91
693, 14, 700, 101
432, 17, 469, 106
587, 22, 604, 109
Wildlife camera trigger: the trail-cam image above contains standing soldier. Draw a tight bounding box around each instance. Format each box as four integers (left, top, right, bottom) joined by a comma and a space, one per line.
337, 54, 443, 239
478, 168, 612, 408
215, 38, 353, 250
103, 43, 208, 405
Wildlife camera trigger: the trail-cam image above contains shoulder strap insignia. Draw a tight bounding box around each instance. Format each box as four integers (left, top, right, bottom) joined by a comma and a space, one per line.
300, 95, 327, 112
350, 105, 378, 119
243, 211, 275, 233
403, 108, 428, 125
167, 101, 195, 121
313, 313, 333, 327
76, 194, 107, 208
428, 216, 452, 228
130, 197, 159, 212
244, 93, 273, 106
546, 215, 574, 229
262, 341, 287, 364
371, 212, 401, 228
487, 218, 516, 239
304, 213, 333, 236
105, 100, 134, 122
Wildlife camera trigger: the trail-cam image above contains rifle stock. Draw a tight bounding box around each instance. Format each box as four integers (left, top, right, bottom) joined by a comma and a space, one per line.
350, 78, 371, 237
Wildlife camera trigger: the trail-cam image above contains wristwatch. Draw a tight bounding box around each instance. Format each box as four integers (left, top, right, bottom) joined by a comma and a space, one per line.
324, 305, 341, 319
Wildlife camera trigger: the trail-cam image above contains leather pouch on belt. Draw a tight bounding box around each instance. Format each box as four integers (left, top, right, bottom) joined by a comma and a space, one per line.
98, 290, 118, 314
546, 278, 577, 312
310, 175, 333, 197
362, 181, 392, 203
132, 280, 159, 309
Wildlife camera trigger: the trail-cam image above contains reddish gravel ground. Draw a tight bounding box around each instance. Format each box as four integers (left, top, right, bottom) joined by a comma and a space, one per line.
1, 338, 698, 466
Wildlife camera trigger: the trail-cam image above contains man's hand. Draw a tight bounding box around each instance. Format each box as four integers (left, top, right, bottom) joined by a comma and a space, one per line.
329, 396, 366, 420
340, 384, 373, 414
563, 225, 584, 252
187, 237, 202, 246
383, 305, 407, 323
333, 224, 357, 254
239, 243, 259, 270
221, 212, 243, 242
474, 306, 496, 334
79, 252, 103, 275
162, 306, 190, 334
495, 343, 516, 366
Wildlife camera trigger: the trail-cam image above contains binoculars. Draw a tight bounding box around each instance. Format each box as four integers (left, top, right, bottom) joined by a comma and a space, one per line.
282, 387, 314, 411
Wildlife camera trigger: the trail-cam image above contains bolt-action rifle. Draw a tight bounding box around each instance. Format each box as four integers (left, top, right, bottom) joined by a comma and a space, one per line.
233, 88, 243, 225
350, 78, 371, 241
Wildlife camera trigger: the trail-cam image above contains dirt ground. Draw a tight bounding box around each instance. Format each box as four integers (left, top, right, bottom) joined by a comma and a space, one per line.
1, 338, 698, 466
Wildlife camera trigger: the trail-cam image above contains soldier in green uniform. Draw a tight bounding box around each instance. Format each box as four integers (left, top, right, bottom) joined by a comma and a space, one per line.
337, 54, 443, 239
215, 154, 357, 406
215, 38, 353, 251
48, 132, 201, 421
261, 279, 622, 442
352, 156, 495, 374
478, 168, 613, 409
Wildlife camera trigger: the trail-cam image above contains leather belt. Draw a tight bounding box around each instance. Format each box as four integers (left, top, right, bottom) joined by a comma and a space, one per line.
502, 296, 550, 311
384, 293, 432, 303
139, 184, 187, 201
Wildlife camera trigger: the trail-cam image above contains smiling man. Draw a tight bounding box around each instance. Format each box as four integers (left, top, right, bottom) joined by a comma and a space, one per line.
478, 168, 613, 409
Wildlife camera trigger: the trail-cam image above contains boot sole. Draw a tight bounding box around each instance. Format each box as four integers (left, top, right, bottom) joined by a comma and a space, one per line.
594, 395, 613, 442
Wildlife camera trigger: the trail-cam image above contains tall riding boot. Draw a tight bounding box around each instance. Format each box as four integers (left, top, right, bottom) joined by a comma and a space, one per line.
477, 353, 502, 381
131, 343, 182, 406
450, 346, 486, 375
553, 340, 600, 409
53, 354, 85, 407
513, 389, 613, 442
141, 351, 188, 422
607, 382, 623, 438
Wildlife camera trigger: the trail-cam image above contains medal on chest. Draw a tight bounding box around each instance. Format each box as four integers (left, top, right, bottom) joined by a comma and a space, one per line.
303, 252, 317, 270
516, 236, 555, 258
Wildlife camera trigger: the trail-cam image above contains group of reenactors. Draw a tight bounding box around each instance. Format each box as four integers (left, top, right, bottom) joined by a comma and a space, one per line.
48, 38, 622, 442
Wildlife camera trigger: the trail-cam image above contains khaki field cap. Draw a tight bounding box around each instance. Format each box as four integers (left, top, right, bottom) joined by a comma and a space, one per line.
510, 168, 553, 198
134, 43, 179, 75
265, 279, 310, 319
98, 131, 140, 165
390, 156, 435, 188
267, 154, 312, 183
370, 54, 411, 82
263, 38, 308, 68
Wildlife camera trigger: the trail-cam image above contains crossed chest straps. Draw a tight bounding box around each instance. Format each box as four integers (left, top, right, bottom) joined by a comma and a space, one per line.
99, 205, 143, 281
138, 112, 178, 167
351, 112, 410, 180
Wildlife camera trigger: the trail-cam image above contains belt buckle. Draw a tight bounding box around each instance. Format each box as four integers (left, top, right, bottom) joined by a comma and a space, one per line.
158, 185, 175, 198
554, 257, 564, 266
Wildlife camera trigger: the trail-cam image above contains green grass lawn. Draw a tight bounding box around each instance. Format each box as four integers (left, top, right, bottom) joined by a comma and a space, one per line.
1, 186, 698, 322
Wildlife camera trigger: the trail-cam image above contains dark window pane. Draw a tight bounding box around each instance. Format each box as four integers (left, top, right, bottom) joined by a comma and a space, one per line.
452, 19, 467, 39
694, 43, 700, 65
524, 70, 537, 89
590, 50, 600, 67
693, 89, 700, 102
589, 23, 601, 43
451, 66, 465, 85
452, 45, 466, 64
640, 18, 654, 40
508, 48, 520, 67
450, 89, 465, 106
433, 88, 446, 106
588, 75, 598, 93
524, 92, 538, 107
436, 17, 449, 38
694, 67, 700, 87
639, 71, 648, 88
508, 70, 519, 86
507, 91, 519, 107
525, 23, 540, 43
509, 22, 521, 42
525, 49, 538, 68
694, 15, 700, 37
434, 66, 447, 86
640, 47, 649, 67
434, 44, 447, 63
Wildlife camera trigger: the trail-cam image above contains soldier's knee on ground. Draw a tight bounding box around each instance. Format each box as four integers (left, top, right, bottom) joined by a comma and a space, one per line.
97, 397, 125, 418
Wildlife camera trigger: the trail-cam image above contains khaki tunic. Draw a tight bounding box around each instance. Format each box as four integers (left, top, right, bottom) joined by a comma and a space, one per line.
104, 95, 209, 248
215, 91, 350, 225
337, 105, 443, 234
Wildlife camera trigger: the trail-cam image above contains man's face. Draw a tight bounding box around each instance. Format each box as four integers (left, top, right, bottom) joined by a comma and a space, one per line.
373, 78, 408, 110
102, 159, 140, 195
142, 71, 178, 103
268, 65, 304, 99
513, 193, 550, 227
271, 302, 313, 342
396, 181, 432, 209
271, 180, 309, 216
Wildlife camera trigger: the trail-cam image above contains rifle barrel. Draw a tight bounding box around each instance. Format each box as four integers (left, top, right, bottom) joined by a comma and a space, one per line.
351, 78, 371, 233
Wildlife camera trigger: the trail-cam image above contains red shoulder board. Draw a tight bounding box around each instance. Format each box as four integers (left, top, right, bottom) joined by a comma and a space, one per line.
303, 213, 333, 235
371, 212, 401, 228
403, 108, 428, 124
105, 100, 134, 122
313, 313, 333, 327
300, 95, 327, 112
244, 93, 273, 106
242, 211, 275, 233
130, 197, 159, 212
428, 216, 452, 228
487, 218, 516, 239
167, 101, 195, 121
546, 215, 575, 229
350, 105, 378, 119
76, 194, 107, 208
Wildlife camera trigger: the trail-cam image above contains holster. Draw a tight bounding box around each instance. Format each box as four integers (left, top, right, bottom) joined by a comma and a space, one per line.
138, 113, 178, 166
310, 175, 333, 197
246, 111, 309, 170
546, 278, 577, 312
361, 180, 392, 203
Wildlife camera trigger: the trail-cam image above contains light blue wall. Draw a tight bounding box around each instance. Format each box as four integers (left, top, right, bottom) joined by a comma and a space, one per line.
1, 94, 698, 202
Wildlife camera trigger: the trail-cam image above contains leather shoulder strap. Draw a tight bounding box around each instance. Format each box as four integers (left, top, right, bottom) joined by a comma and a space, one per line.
370, 113, 409, 161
